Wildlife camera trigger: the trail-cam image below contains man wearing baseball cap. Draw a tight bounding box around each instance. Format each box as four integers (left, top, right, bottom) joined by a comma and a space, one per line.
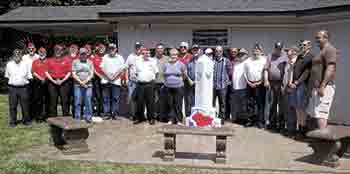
263, 42, 288, 131
178, 41, 192, 64
125, 42, 143, 120
31, 47, 49, 122
45, 44, 72, 117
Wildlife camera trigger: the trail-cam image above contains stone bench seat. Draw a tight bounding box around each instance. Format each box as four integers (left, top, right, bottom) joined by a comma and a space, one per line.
157, 125, 234, 164
47, 117, 93, 155
306, 125, 350, 168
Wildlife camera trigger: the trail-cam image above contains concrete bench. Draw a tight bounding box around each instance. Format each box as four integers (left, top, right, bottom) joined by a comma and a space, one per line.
306, 125, 350, 168
157, 125, 234, 164
47, 117, 93, 155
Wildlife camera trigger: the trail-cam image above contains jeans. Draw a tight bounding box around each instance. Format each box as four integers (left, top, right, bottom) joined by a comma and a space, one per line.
230, 88, 248, 121
74, 85, 92, 121
8, 85, 30, 125
92, 76, 103, 116
184, 84, 195, 117
102, 83, 121, 116
128, 81, 137, 117
165, 87, 184, 123
270, 81, 285, 128
213, 88, 227, 119
225, 85, 233, 119
154, 83, 167, 118
286, 99, 297, 134
47, 80, 71, 117
249, 84, 266, 125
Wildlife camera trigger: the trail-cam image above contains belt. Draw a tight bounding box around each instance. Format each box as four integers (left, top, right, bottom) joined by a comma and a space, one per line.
137, 81, 154, 85
8, 84, 28, 88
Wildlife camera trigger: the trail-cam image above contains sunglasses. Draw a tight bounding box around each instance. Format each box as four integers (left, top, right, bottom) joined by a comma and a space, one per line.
179, 46, 187, 49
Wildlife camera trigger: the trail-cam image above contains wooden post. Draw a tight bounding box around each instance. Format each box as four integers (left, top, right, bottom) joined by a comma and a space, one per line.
216, 135, 227, 164
163, 133, 176, 161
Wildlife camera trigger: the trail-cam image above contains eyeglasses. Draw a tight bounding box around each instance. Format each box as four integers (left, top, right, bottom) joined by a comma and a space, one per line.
179, 46, 187, 49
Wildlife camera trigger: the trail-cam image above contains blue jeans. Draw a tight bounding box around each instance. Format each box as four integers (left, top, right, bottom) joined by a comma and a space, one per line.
102, 83, 121, 116
74, 85, 92, 121
288, 83, 306, 109
230, 88, 248, 120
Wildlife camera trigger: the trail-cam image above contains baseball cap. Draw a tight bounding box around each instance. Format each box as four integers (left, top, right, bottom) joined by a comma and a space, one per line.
108, 43, 117, 48
135, 42, 143, 49
192, 44, 199, 49
284, 45, 300, 52
79, 48, 88, 55
274, 42, 284, 50
238, 48, 248, 55
205, 48, 213, 54
180, 42, 189, 48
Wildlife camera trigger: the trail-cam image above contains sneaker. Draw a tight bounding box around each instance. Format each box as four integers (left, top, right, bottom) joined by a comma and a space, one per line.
167, 121, 173, 125
177, 122, 184, 126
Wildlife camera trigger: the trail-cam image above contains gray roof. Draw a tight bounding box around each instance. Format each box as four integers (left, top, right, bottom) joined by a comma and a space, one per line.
0, 6, 106, 22
101, 0, 350, 13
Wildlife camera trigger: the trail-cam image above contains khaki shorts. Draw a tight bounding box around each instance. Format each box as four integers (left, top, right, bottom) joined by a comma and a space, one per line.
306, 84, 335, 120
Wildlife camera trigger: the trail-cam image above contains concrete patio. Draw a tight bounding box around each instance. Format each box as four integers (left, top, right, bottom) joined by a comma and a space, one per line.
17, 117, 350, 173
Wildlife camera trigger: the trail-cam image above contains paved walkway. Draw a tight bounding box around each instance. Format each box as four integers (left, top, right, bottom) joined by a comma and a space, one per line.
17, 117, 350, 173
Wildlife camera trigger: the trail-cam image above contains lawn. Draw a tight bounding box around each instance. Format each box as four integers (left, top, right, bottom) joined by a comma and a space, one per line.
0, 95, 200, 174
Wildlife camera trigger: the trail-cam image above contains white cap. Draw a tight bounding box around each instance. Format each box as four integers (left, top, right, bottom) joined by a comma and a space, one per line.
180, 41, 189, 48
205, 48, 213, 54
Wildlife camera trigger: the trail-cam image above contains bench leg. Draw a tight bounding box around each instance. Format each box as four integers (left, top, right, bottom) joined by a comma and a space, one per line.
163, 133, 176, 161
61, 128, 90, 155
339, 138, 350, 159
216, 136, 227, 164
49, 125, 65, 146
309, 140, 341, 168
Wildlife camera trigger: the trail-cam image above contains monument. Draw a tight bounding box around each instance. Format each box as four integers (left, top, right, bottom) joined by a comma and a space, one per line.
186, 48, 221, 127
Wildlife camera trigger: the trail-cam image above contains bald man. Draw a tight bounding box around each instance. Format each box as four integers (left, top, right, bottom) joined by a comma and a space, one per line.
307, 30, 338, 129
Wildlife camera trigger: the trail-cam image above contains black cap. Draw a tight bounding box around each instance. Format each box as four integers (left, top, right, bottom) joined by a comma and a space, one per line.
274, 42, 284, 50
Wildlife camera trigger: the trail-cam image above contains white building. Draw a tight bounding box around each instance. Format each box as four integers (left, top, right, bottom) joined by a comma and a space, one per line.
0, 0, 349, 123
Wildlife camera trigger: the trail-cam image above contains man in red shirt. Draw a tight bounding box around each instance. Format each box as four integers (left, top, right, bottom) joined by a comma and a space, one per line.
45, 44, 72, 117
177, 42, 193, 64
31, 47, 49, 122
67, 44, 79, 61
90, 43, 106, 116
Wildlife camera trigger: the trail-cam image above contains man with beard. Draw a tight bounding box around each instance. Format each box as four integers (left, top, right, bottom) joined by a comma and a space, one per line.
31, 47, 49, 122
263, 42, 288, 130
90, 43, 106, 117
5, 49, 32, 127
152, 43, 170, 121
184, 44, 201, 117
226, 48, 238, 121
45, 44, 72, 117
307, 30, 338, 129
178, 42, 192, 64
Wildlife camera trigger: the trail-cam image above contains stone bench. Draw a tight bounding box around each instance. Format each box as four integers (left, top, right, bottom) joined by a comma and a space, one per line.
157, 125, 234, 164
306, 125, 350, 168
47, 117, 93, 155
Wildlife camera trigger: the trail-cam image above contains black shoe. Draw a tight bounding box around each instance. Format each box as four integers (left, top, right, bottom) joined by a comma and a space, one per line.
23, 121, 32, 126
244, 121, 254, 127
149, 119, 155, 125
85, 119, 92, 124
9, 123, 16, 128
133, 120, 143, 125
256, 122, 264, 129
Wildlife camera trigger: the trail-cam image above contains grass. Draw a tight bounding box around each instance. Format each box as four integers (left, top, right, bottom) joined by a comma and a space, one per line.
0, 95, 206, 174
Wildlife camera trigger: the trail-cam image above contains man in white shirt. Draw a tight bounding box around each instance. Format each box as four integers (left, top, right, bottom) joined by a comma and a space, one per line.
100, 43, 127, 120
230, 48, 249, 122
125, 42, 143, 120
5, 49, 32, 127
134, 48, 159, 125
244, 43, 267, 129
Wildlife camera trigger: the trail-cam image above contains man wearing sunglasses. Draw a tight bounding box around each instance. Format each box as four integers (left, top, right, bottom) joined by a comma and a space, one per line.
178, 42, 192, 64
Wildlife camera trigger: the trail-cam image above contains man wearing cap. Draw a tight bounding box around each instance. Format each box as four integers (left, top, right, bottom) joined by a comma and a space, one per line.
184, 44, 201, 117
226, 47, 239, 120
72, 48, 95, 123
287, 40, 314, 136
31, 47, 49, 122
213, 46, 232, 123
125, 42, 143, 120
307, 30, 338, 129
230, 48, 249, 123
244, 43, 267, 128
134, 48, 159, 125
152, 43, 170, 121
100, 43, 126, 120
90, 43, 106, 117
282, 45, 300, 137
178, 42, 193, 64
46, 44, 72, 117
5, 49, 32, 127
263, 42, 288, 130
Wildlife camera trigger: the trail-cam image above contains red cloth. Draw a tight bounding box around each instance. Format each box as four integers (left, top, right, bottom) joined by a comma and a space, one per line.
192, 112, 213, 127
89, 54, 104, 75
46, 57, 71, 79
178, 53, 192, 64
32, 59, 48, 79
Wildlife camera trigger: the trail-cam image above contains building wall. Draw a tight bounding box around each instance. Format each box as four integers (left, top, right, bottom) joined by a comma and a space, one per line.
118, 23, 349, 124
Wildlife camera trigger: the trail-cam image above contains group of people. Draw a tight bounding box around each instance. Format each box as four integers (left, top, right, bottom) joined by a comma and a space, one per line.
5, 30, 337, 139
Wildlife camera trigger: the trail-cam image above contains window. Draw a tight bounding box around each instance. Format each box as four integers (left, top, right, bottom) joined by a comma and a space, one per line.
192, 29, 228, 47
